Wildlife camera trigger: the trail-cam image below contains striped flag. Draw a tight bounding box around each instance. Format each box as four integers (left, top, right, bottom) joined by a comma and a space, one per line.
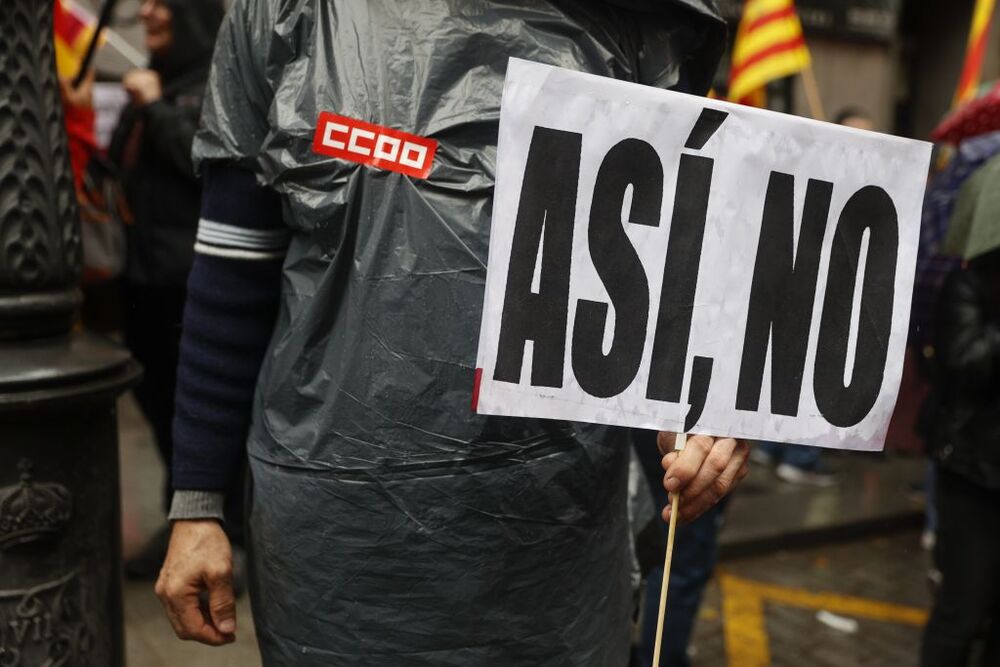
954, 0, 996, 107
728, 0, 811, 107
53, 0, 98, 79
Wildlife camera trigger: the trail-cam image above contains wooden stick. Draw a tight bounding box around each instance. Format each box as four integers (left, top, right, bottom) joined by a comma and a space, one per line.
800, 65, 826, 122
651, 432, 685, 667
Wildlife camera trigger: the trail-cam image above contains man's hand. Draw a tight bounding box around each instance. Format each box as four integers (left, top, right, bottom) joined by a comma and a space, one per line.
155, 520, 236, 646
123, 69, 163, 106
657, 432, 750, 524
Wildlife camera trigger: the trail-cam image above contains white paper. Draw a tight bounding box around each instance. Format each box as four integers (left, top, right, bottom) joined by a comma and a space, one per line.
474, 59, 931, 451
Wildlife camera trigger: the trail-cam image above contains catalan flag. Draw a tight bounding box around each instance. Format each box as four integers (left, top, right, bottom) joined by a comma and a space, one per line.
954, 0, 996, 107
727, 0, 811, 107
53, 0, 97, 79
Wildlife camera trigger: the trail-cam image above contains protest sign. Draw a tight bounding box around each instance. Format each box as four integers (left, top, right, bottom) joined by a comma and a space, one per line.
474, 59, 932, 450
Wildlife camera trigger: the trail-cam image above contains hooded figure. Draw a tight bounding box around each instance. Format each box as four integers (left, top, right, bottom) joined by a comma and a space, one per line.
108, 0, 229, 577
163, 1, 731, 664
110, 0, 225, 287
920, 249, 1000, 665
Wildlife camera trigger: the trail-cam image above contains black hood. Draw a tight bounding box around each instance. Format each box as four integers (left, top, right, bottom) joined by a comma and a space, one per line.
576, 0, 727, 93
150, 0, 225, 90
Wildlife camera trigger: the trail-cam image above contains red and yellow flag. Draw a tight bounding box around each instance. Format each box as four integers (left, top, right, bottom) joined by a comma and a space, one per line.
53, 0, 97, 79
954, 0, 996, 107
728, 0, 811, 106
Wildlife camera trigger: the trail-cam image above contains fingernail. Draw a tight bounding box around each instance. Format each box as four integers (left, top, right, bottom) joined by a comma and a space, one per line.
664, 477, 679, 493
219, 619, 235, 633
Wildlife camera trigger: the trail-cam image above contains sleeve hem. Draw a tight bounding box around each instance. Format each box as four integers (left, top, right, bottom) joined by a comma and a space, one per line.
168, 490, 226, 522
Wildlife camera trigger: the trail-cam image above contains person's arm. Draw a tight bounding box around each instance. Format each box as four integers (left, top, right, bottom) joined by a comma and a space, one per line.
170, 163, 288, 504
154, 0, 283, 647
155, 163, 287, 646
122, 68, 200, 178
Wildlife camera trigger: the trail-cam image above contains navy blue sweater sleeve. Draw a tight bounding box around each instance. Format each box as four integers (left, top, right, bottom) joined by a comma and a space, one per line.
171, 164, 287, 491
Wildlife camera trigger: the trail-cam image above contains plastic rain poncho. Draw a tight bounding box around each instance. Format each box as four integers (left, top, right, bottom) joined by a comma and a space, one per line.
193, 1, 724, 663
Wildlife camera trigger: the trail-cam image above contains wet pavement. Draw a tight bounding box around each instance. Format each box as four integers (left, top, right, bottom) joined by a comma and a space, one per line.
719, 451, 926, 557
631, 449, 936, 666
688, 531, 933, 666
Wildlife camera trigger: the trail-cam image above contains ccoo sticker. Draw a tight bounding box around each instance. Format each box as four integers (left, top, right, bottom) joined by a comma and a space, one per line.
312, 112, 437, 179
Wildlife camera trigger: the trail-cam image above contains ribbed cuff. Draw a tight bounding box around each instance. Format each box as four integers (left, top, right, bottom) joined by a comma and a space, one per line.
168, 490, 226, 522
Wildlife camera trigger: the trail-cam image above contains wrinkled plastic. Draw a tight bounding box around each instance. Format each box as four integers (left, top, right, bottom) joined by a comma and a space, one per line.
194, 1, 723, 664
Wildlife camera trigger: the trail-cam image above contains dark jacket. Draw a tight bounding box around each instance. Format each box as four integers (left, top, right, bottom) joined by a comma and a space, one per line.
926, 257, 1000, 490
109, 0, 224, 287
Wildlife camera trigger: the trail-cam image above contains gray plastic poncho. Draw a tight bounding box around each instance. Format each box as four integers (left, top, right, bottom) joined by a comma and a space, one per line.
194, 1, 723, 663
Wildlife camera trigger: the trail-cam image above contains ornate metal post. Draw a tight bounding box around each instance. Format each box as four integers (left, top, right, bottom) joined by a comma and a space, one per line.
0, 2, 140, 665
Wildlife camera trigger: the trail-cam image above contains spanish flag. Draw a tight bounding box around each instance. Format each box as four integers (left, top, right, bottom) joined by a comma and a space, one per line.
728, 0, 811, 107
954, 0, 996, 107
53, 0, 97, 79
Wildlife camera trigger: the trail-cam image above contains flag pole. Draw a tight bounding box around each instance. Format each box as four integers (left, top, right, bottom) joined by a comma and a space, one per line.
72, 0, 120, 87
651, 432, 686, 667
800, 64, 826, 122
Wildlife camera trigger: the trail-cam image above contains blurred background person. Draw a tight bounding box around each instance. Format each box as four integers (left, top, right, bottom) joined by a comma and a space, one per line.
107, 0, 230, 580
833, 106, 876, 131
912, 131, 1000, 556
919, 152, 1000, 664
750, 439, 836, 486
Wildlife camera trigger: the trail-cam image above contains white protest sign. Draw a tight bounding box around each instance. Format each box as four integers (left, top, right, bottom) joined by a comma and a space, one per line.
474, 59, 932, 451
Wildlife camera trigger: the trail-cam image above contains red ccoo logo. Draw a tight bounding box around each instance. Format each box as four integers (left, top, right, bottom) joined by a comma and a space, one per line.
312, 112, 437, 179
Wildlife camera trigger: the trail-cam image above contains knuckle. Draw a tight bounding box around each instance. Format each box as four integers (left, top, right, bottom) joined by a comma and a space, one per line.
672, 463, 696, 482
706, 451, 729, 475
164, 583, 185, 600
711, 477, 731, 498
692, 437, 713, 454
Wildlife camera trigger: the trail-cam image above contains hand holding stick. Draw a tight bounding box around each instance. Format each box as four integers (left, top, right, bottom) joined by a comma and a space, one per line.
651, 432, 751, 665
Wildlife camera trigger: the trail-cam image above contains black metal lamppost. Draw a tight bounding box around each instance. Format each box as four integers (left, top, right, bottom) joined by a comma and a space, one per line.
0, 1, 140, 664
